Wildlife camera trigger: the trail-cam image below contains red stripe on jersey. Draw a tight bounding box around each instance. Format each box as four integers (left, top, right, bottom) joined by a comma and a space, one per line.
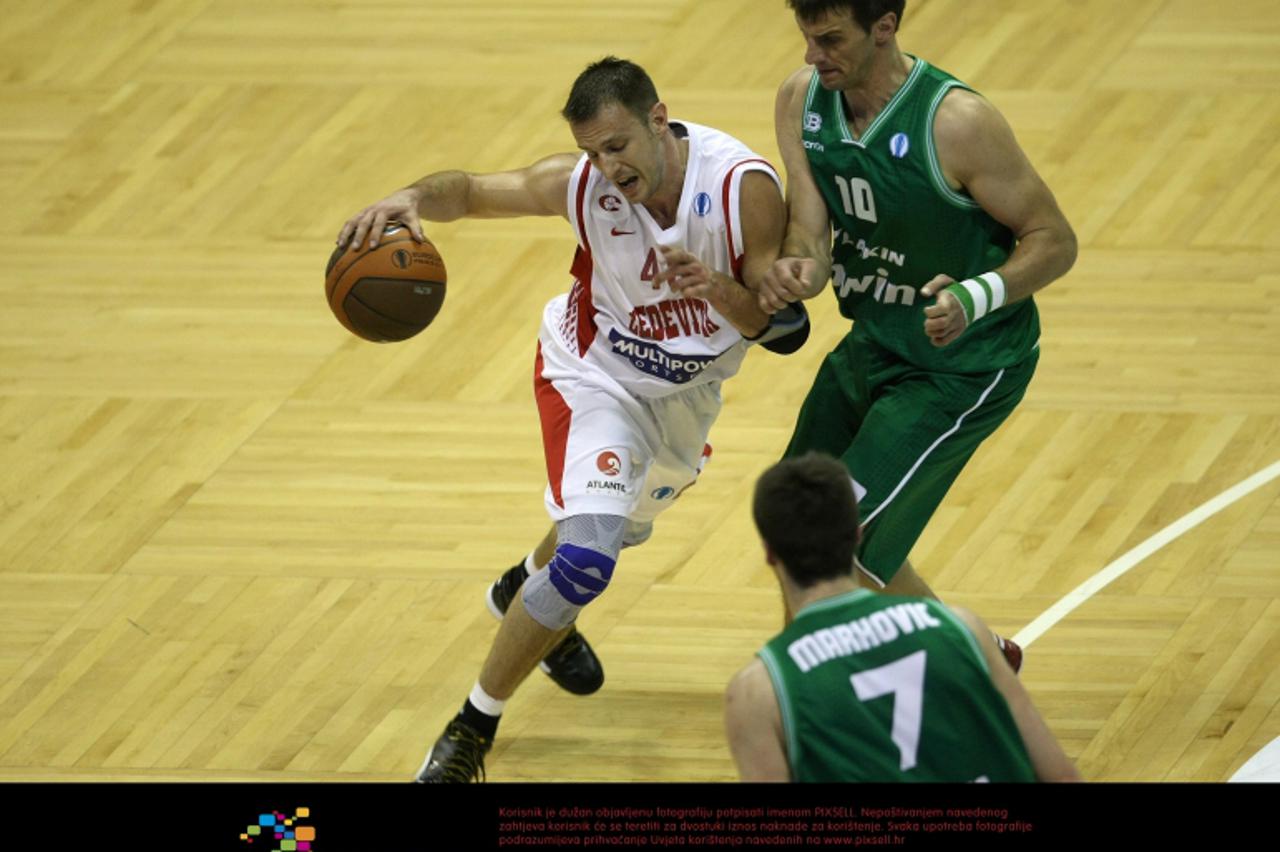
566, 161, 598, 355
721, 158, 777, 283
533, 344, 572, 510
569, 247, 597, 356
574, 161, 593, 253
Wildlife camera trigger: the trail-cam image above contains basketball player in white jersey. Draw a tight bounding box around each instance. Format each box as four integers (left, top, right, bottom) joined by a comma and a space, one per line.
337, 57, 808, 782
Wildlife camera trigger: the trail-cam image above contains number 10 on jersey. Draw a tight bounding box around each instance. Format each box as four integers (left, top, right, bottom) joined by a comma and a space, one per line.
834, 175, 878, 224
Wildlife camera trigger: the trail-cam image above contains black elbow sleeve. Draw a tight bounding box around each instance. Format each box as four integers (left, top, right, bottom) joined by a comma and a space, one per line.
755, 302, 811, 355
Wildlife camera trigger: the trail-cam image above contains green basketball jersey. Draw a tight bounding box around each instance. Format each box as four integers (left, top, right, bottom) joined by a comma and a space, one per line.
758, 589, 1036, 782
802, 59, 1039, 372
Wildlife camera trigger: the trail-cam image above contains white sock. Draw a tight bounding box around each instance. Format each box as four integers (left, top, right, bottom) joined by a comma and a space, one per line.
469, 682, 507, 717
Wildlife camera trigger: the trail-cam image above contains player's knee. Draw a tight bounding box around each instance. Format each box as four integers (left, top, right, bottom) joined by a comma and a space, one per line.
521, 514, 625, 630
549, 542, 617, 604
522, 543, 616, 630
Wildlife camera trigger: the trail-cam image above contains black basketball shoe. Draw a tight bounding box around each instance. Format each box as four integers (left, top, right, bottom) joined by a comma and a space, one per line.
415, 718, 491, 783
487, 562, 605, 695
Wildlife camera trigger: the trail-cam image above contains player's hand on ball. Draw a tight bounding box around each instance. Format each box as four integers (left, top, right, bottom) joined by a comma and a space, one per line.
654, 247, 717, 299
921, 274, 967, 347
337, 188, 426, 250
757, 257, 815, 314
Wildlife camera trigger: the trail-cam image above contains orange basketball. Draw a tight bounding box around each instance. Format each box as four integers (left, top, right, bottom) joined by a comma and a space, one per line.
324, 224, 447, 342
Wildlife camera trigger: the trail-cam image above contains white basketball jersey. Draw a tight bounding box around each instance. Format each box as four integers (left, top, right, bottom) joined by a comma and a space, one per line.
546, 120, 780, 398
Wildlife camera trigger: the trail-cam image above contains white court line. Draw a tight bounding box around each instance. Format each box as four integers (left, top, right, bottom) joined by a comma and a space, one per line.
1229, 736, 1280, 782
1014, 459, 1280, 648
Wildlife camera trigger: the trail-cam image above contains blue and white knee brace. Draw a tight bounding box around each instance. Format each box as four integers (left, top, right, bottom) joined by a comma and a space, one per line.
521, 514, 625, 630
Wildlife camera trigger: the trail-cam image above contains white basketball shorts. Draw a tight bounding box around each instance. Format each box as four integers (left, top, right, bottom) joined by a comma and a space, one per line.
533, 328, 720, 525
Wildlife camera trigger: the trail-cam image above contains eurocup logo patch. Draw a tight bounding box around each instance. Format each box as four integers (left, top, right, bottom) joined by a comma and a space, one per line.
804, 111, 822, 132
693, 192, 712, 217
599, 194, 623, 212
597, 451, 622, 476
890, 132, 910, 159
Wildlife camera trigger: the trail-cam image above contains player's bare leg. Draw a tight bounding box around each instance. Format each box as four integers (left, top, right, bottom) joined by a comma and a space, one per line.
487, 524, 604, 696
478, 594, 571, 699
532, 525, 557, 567
880, 558, 938, 599
419, 514, 622, 781
416, 597, 569, 783
881, 558, 1023, 674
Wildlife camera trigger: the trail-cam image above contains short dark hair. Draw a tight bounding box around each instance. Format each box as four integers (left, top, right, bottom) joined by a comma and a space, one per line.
786, 0, 906, 32
561, 56, 660, 125
753, 453, 860, 587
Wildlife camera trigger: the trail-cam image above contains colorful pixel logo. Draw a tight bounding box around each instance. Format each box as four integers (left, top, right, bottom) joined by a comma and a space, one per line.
239, 808, 316, 851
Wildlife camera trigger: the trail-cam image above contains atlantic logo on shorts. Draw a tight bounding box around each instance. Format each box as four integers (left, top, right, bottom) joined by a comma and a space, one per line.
651, 486, 676, 500
606, 328, 720, 384
587, 479, 628, 495
588, 452, 627, 496
599, 194, 623, 212
597, 451, 622, 476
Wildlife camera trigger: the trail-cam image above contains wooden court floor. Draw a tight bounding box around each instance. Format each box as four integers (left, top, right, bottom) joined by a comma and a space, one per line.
0, 0, 1277, 783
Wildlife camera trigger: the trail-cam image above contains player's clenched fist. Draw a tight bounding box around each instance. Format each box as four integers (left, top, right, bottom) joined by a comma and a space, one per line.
757, 256, 817, 314
920, 274, 967, 347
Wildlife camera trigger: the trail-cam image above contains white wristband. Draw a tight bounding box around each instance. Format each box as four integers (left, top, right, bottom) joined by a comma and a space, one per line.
950, 271, 1007, 324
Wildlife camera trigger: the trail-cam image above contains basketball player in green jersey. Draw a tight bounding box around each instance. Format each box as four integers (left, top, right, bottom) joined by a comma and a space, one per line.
756, 1, 1078, 670
725, 454, 1079, 782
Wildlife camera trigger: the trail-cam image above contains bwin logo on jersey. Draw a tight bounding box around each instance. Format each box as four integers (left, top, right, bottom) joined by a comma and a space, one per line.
804, 111, 822, 132
889, 132, 910, 159
693, 192, 712, 217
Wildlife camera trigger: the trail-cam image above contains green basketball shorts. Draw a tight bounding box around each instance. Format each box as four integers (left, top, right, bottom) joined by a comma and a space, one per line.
783, 324, 1037, 584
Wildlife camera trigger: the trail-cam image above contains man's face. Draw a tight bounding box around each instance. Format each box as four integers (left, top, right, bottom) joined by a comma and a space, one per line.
570, 101, 666, 203
797, 8, 874, 90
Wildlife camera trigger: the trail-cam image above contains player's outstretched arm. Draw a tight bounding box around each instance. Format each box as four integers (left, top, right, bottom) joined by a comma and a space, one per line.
653, 169, 783, 338
756, 68, 833, 314
950, 606, 1082, 782
337, 153, 579, 250
920, 90, 1078, 346
724, 658, 790, 782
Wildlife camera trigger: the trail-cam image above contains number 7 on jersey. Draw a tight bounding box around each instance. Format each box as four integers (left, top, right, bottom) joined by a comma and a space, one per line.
849, 650, 927, 771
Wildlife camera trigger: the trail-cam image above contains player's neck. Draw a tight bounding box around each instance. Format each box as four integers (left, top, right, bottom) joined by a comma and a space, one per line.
642, 135, 688, 228
841, 49, 913, 136
785, 575, 860, 619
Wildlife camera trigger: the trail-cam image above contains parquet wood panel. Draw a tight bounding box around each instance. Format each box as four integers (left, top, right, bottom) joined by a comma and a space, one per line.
0, 0, 1276, 783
